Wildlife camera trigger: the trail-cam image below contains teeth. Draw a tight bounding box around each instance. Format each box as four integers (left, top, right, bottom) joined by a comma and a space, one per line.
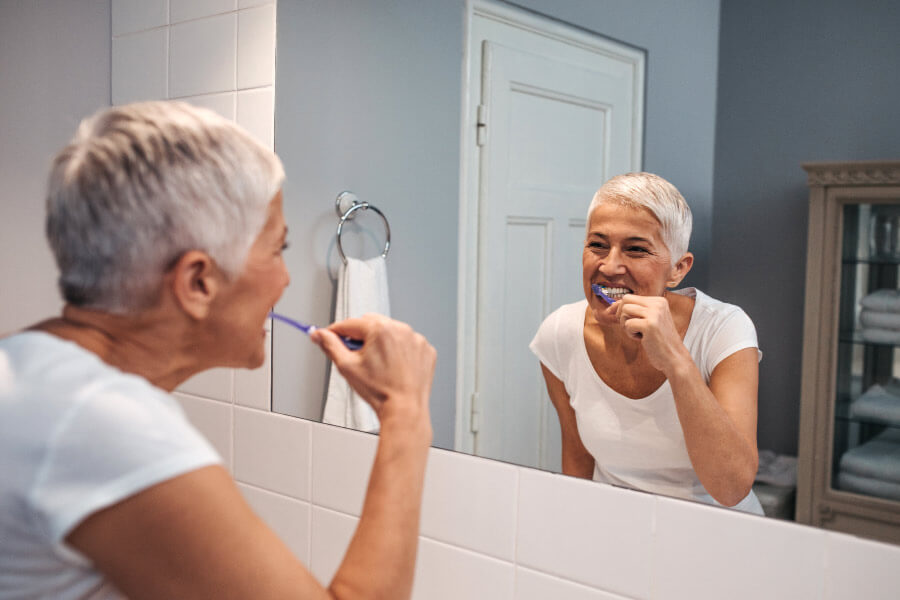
601, 286, 632, 298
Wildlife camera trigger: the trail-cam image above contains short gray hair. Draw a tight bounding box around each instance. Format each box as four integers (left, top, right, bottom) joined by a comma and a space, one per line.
586, 172, 692, 265
46, 101, 285, 313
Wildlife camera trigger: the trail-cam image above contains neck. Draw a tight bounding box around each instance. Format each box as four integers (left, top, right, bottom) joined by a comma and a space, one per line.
31, 304, 206, 392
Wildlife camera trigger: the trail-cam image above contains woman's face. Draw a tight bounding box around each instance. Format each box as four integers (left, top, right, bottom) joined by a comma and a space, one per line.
582, 201, 676, 323
209, 190, 290, 368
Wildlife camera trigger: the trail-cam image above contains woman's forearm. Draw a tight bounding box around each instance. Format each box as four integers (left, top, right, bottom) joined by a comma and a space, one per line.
327, 410, 432, 600
666, 358, 757, 507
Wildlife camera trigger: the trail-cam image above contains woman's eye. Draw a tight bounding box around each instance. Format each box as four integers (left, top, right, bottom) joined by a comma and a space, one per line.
280, 241, 290, 252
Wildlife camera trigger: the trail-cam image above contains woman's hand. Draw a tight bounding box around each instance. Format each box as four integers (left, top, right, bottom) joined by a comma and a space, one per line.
310, 314, 435, 431
615, 294, 691, 375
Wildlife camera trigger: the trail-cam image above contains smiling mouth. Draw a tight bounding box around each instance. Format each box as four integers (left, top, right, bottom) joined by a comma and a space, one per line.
593, 284, 633, 301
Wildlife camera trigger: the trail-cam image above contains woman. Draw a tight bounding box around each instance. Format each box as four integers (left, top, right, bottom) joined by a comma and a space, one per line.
0, 101, 436, 598
530, 172, 762, 513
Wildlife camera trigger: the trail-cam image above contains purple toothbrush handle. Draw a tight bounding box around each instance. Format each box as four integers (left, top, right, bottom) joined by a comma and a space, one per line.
269, 312, 363, 351
590, 284, 616, 304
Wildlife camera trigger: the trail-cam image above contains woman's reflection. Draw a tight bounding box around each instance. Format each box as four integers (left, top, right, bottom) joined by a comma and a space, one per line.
530, 172, 763, 514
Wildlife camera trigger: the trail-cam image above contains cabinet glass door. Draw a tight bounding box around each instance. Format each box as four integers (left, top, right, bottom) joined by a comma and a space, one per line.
834, 202, 900, 502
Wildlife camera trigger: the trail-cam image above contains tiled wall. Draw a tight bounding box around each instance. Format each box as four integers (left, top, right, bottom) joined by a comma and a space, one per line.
110, 2, 900, 598
111, 0, 275, 456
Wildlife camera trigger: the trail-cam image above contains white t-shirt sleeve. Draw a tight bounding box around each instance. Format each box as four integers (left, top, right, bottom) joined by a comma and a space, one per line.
28, 384, 221, 546
702, 307, 761, 377
530, 301, 585, 393
530, 306, 566, 382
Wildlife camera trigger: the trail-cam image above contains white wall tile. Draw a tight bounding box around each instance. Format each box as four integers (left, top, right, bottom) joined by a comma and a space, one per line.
169, 14, 236, 98
112, 28, 167, 105
174, 392, 233, 470
236, 87, 275, 149
238, 0, 273, 9
515, 568, 631, 600
177, 367, 233, 402
234, 328, 271, 409
112, 0, 167, 36
310, 506, 358, 586
237, 4, 275, 89
517, 470, 654, 599
420, 449, 518, 561
411, 538, 515, 600
170, 0, 237, 24
652, 495, 825, 600
825, 531, 900, 600
234, 407, 310, 499
184, 91, 236, 121
239, 483, 310, 564
311, 423, 377, 516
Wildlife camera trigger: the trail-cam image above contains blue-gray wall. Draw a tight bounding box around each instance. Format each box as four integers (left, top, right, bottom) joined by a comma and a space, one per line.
273, 0, 722, 449
711, 0, 900, 454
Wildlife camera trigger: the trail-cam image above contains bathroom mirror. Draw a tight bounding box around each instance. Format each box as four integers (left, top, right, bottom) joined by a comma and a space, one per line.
270, 0, 875, 527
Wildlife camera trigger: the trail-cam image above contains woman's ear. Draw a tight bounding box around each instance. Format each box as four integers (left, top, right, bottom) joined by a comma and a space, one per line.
666, 252, 694, 288
169, 251, 220, 320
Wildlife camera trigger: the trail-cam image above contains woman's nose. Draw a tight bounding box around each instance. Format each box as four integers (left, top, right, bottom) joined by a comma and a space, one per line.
598, 248, 626, 274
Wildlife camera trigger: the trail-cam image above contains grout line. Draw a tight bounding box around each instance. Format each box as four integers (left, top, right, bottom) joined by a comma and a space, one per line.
111, 4, 274, 37
512, 466, 521, 566
167, 83, 272, 103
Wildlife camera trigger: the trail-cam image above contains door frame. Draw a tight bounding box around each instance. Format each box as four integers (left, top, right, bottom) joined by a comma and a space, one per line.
454, 0, 646, 453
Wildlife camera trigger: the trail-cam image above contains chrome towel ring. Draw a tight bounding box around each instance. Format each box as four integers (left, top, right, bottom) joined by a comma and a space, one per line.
335, 191, 391, 265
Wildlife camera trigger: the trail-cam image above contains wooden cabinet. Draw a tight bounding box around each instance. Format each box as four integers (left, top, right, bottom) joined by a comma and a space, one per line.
797, 160, 900, 544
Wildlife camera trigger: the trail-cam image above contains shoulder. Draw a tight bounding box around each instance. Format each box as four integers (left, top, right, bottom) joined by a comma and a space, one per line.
537, 299, 587, 333
681, 288, 755, 333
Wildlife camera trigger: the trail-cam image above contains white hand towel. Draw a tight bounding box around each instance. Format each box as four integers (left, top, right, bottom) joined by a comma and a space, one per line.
859, 308, 900, 330
860, 288, 900, 312
849, 383, 900, 427
860, 328, 900, 345
322, 256, 390, 432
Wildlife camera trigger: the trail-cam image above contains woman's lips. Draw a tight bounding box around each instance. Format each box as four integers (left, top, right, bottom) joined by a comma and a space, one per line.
595, 284, 633, 300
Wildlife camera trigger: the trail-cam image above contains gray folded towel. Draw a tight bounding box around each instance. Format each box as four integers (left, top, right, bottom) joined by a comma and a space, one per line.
755, 450, 797, 487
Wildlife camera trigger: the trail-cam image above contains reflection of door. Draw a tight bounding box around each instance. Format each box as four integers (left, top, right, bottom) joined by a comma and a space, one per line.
458, 1, 644, 471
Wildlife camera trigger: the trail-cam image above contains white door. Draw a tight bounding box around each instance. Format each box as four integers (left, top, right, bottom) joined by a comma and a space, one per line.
459, 2, 644, 471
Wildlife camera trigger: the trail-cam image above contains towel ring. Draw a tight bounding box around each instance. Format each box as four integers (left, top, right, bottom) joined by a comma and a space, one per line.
335, 191, 391, 265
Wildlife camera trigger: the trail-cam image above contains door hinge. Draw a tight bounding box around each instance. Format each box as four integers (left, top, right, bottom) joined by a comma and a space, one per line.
476, 104, 487, 147
470, 392, 481, 433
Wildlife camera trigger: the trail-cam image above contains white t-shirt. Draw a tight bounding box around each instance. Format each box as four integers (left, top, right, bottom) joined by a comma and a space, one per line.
0, 332, 221, 599
530, 288, 764, 514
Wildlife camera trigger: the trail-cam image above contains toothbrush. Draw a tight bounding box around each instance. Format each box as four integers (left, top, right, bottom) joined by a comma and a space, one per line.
591, 284, 617, 305
269, 312, 363, 351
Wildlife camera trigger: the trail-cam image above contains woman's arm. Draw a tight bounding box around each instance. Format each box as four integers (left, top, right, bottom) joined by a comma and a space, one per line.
665, 347, 759, 506
540, 363, 595, 479
67, 315, 435, 600
617, 296, 758, 506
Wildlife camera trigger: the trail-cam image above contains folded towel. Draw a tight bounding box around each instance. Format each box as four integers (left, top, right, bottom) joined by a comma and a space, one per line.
860, 288, 900, 312
755, 450, 798, 487
836, 471, 900, 502
849, 384, 900, 427
860, 308, 900, 330
838, 428, 900, 484
322, 256, 390, 432
860, 328, 900, 345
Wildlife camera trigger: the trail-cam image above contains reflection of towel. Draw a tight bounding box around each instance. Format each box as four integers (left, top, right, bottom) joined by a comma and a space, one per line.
322, 257, 389, 432
861, 328, 900, 345
755, 450, 798, 487
838, 428, 900, 484
860, 288, 900, 312
849, 384, 900, 427
860, 309, 900, 330
837, 471, 900, 501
